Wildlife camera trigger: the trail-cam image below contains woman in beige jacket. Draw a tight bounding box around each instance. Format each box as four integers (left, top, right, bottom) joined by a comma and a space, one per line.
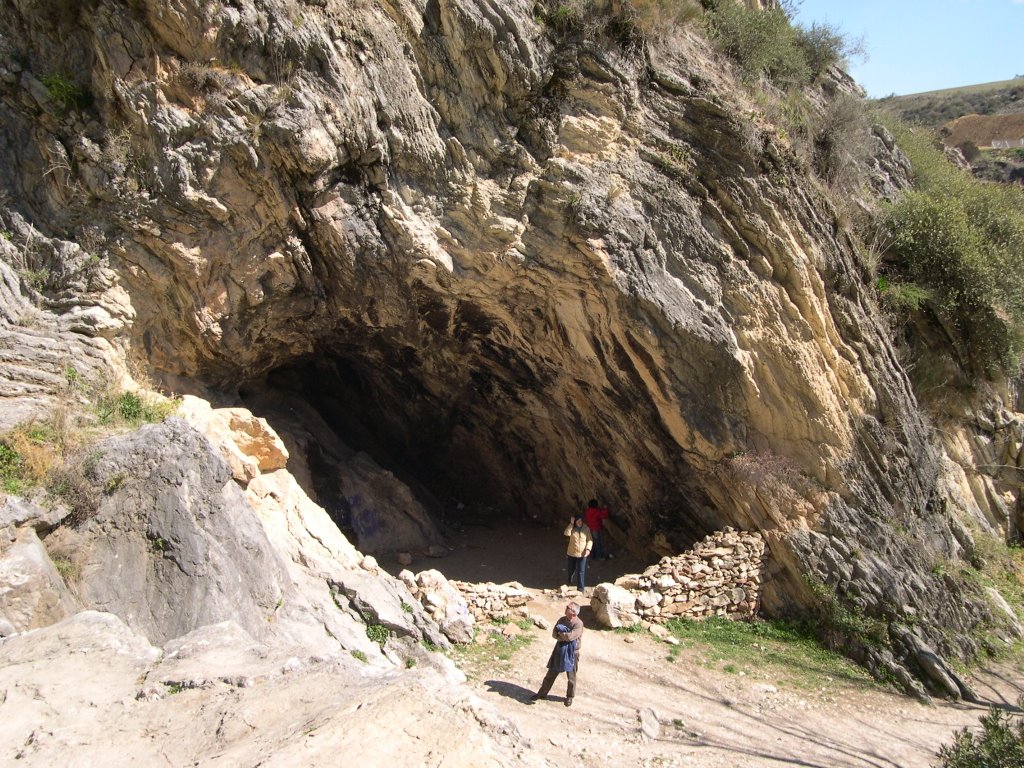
564, 516, 593, 591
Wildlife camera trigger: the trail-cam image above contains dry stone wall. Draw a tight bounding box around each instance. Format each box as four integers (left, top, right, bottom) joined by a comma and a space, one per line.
593, 529, 764, 628
449, 580, 534, 623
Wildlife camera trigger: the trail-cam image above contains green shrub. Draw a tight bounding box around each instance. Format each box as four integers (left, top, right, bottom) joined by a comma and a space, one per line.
96, 388, 180, 426
704, 0, 807, 86
616, 0, 701, 43
876, 277, 932, 312
794, 21, 864, 80
804, 575, 890, 649
703, 1, 862, 88
938, 701, 1024, 768
1, 421, 66, 494
52, 557, 78, 582
0, 441, 24, 494
879, 119, 1024, 375
117, 392, 143, 421
536, 0, 700, 49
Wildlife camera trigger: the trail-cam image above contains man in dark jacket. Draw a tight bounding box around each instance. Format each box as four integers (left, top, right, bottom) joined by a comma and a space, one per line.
529, 602, 584, 707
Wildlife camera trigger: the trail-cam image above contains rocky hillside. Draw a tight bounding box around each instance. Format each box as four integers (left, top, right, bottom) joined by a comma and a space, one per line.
1, 0, 1022, 733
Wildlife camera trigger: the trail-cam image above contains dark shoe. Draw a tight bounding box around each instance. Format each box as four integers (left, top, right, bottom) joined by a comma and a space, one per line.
564, 698, 573, 707
529, 694, 541, 702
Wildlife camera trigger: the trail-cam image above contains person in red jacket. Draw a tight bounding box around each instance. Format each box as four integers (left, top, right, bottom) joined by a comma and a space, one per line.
583, 498, 612, 560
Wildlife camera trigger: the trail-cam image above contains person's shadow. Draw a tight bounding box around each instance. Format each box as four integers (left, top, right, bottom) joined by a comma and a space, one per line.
484, 679, 536, 704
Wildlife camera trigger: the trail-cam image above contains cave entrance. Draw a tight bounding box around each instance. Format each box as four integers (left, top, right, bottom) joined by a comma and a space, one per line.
239, 345, 721, 588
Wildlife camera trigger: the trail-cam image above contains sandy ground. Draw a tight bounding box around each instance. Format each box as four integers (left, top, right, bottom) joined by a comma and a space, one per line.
388, 519, 1024, 768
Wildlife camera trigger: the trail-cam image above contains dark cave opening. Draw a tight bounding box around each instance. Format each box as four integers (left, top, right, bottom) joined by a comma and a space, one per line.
238, 343, 726, 564
240, 352, 522, 542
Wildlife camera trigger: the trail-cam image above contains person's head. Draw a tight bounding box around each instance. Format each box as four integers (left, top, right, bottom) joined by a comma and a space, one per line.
587, 498, 598, 508
573, 515, 584, 527
565, 602, 579, 619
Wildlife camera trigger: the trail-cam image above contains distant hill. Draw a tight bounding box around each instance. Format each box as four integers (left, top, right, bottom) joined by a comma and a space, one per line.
876, 77, 1024, 129
876, 79, 1024, 185
941, 113, 1024, 150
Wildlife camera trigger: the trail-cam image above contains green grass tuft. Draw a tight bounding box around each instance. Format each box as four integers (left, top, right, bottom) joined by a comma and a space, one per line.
366, 623, 390, 648
663, 615, 880, 690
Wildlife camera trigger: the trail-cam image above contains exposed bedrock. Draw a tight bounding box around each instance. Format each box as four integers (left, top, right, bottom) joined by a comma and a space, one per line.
0, 0, 1020, 694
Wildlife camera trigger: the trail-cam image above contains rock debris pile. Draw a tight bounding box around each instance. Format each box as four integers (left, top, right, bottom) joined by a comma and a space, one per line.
593, 528, 765, 627
399, 568, 536, 642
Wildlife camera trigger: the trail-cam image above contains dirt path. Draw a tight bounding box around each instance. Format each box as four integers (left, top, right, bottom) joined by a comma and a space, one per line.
389, 520, 1024, 768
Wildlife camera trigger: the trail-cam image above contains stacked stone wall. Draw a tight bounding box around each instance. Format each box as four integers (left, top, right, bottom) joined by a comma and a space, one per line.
449, 580, 533, 622
593, 528, 765, 627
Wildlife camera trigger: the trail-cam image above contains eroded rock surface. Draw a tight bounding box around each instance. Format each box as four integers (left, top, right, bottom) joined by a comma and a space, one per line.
0, 611, 537, 767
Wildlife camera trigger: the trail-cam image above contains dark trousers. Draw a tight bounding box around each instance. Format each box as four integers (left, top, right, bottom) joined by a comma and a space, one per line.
567, 555, 587, 590
590, 529, 605, 559
537, 665, 577, 701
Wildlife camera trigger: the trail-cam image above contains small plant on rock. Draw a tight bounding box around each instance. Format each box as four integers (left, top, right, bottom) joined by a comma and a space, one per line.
40, 73, 92, 113
95, 387, 180, 426
366, 623, 389, 648
0, 441, 25, 494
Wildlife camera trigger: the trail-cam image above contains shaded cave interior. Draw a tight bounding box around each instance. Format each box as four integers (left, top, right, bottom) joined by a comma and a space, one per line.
234, 344, 733, 578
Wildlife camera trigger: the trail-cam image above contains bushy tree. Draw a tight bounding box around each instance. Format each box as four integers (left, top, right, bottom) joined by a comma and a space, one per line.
703, 1, 863, 87
880, 121, 1024, 376
939, 703, 1024, 768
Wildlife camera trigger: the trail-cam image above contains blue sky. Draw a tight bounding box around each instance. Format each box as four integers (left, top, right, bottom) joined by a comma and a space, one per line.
791, 0, 1024, 97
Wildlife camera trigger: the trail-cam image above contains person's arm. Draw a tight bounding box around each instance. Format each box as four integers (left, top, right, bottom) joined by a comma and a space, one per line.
583, 528, 593, 557
552, 620, 570, 639
564, 522, 573, 536
556, 617, 583, 643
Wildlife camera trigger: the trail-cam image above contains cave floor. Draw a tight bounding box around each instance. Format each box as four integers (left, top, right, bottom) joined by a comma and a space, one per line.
381, 517, 649, 589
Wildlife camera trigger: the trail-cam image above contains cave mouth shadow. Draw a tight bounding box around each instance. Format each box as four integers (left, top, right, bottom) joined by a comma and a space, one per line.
240, 363, 679, 591
378, 518, 650, 591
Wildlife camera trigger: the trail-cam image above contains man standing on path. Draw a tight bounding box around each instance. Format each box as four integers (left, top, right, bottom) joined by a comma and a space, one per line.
529, 602, 584, 707
564, 515, 592, 592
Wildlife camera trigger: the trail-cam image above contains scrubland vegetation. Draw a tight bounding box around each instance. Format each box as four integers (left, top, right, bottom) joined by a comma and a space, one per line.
875, 118, 1024, 381
0, 366, 178, 518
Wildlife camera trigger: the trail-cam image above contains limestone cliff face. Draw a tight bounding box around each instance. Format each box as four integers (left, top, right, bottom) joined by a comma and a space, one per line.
0, 0, 1020, 693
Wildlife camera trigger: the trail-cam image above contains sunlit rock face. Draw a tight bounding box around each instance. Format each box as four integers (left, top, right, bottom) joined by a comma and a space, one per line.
0, 0, 1018, 692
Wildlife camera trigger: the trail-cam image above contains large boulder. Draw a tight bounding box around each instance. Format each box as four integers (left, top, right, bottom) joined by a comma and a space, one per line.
70, 419, 291, 646
591, 583, 641, 629
411, 569, 475, 644
62, 417, 449, 658
176, 395, 289, 485
0, 526, 80, 634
